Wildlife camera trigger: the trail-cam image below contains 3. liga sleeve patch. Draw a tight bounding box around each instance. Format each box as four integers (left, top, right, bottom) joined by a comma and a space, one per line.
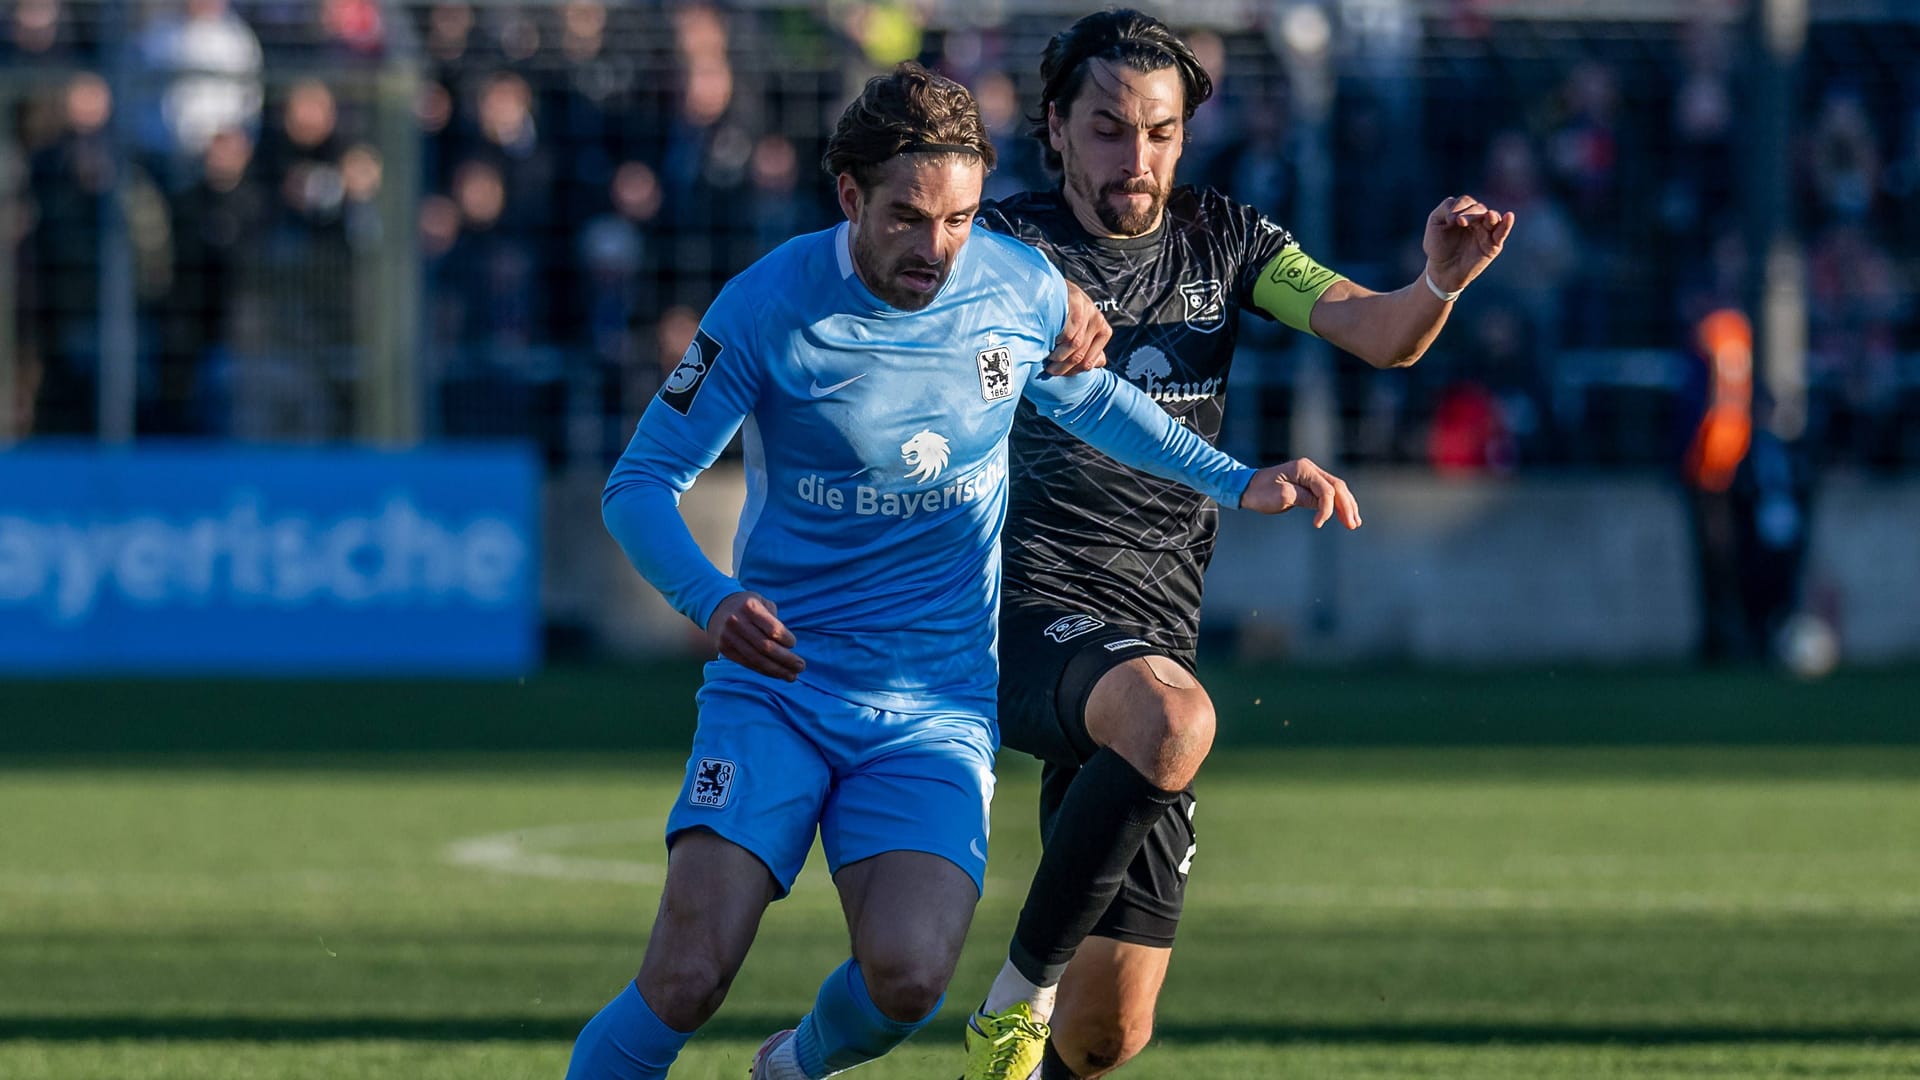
659, 328, 724, 415
690, 757, 736, 808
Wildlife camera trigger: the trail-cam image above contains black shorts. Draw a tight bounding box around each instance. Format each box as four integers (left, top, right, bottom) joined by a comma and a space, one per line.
998, 597, 1199, 948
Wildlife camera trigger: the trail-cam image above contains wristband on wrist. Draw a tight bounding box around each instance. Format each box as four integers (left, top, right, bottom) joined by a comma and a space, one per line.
1425, 271, 1463, 302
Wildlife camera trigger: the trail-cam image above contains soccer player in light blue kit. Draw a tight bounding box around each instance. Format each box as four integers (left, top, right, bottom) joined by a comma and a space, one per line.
566, 64, 1358, 1080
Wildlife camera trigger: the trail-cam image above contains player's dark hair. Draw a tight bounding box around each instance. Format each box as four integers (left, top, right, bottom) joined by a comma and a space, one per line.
822, 61, 997, 190
1029, 9, 1214, 174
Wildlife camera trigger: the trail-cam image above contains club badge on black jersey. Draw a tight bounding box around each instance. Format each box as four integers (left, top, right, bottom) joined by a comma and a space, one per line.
1181, 279, 1226, 332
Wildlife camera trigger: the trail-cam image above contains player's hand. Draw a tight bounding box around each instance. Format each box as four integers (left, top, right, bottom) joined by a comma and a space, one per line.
1239, 457, 1361, 529
705, 591, 804, 681
1047, 281, 1112, 375
1421, 194, 1515, 296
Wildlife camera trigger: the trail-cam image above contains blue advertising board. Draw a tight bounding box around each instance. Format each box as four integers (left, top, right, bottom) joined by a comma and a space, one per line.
0, 445, 540, 675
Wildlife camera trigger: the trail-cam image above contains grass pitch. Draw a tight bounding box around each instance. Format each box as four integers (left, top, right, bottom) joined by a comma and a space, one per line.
2, 666, 1918, 1078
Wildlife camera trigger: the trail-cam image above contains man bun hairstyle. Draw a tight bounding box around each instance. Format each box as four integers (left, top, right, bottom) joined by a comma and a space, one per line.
823, 61, 997, 190
1029, 8, 1214, 173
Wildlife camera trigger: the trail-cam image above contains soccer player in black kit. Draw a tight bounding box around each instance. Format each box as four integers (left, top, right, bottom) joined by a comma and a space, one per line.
960, 11, 1515, 1080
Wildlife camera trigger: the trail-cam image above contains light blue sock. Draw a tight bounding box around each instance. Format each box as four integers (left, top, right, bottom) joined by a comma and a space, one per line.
791, 959, 941, 1077
565, 980, 694, 1080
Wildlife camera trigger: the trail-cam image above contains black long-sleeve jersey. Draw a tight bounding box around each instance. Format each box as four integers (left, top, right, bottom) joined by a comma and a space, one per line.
978, 185, 1300, 657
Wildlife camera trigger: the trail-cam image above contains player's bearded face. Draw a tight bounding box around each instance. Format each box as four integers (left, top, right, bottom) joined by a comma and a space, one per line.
1076, 169, 1170, 237
1054, 61, 1185, 238
843, 156, 983, 311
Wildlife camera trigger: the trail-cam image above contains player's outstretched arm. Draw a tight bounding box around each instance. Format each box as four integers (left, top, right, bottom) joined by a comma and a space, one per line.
1239, 457, 1362, 529
1027, 366, 1253, 507
1307, 195, 1515, 369
1029, 368, 1360, 526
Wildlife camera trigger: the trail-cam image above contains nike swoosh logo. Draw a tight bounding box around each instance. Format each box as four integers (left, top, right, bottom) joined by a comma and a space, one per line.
969, 837, 987, 861
808, 373, 866, 398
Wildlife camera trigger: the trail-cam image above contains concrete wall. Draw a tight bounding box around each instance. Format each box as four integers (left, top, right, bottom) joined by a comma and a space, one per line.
1802, 472, 1920, 662
552, 465, 1920, 666
544, 466, 749, 656
1207, 472, 1701, 664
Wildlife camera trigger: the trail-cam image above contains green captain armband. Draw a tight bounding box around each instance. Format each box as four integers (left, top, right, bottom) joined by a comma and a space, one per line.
1251, 245, 1346, 335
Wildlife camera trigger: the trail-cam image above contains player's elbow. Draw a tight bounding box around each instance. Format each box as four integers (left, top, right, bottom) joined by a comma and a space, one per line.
601, 473, 662, 529
1363, 333, 1431, 370
601, 476, 635, 518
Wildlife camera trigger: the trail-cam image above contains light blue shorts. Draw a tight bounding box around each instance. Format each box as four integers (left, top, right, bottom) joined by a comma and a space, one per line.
664, 666, 997, 897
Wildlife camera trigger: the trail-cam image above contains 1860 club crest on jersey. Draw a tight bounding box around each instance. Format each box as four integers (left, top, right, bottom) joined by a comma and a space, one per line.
977, 344, 1014, 401
690, 757, 736, 808
1180, 279, 1226, 333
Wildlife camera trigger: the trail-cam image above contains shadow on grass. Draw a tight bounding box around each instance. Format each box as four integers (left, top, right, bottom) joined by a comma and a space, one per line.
6, 1015, 1920, 1046
8, 664, 1920, 755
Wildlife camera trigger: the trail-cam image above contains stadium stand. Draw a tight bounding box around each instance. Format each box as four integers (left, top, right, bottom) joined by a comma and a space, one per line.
2, 0, 1917, 473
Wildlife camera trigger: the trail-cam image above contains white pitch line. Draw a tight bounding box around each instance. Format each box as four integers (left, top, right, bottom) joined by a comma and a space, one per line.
444, 819, 667, 885
441, 821, 1920, 916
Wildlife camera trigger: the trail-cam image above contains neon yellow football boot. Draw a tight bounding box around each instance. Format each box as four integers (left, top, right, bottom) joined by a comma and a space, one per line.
961, 1001, 1049, 1080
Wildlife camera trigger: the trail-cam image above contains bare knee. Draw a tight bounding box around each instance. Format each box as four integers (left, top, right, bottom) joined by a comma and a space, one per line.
1152, 695, 1216, 785
1057, 1012, 1154, 1078
855, 950, 951, 1022
1090, 665, 1216, 790
636, 950, 736, 1031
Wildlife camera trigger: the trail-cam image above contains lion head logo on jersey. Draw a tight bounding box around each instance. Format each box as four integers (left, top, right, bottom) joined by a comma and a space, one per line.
900, 430, 951, 483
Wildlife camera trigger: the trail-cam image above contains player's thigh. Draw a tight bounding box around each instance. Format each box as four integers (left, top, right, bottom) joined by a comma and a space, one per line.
819, 713, 997, 896
998, 598, 1165, 768
639, 828, 781, 984
1053, 936, 1174, 1037
834, 848, 979, 984
666, 673, 835, 896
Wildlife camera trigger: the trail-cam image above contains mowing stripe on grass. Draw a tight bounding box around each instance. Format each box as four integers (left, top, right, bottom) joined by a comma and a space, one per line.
1214, 881, 1920, 916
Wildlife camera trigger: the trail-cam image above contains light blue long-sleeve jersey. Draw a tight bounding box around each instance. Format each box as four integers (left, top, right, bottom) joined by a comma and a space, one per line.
604, 222, 1256, 715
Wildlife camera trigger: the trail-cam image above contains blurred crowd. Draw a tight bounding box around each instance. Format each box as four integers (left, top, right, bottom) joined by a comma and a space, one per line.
7, 0, 388, 439
4, 1, 1919, 473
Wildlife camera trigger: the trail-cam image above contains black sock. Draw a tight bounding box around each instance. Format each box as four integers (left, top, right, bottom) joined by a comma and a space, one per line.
1008, 747, 1180, 986
1040, 1039, 1078, 1079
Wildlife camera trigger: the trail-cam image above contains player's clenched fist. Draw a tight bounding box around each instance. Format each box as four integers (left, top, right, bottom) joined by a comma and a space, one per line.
1238, 457, 1362, 530
706, 591, 804, 681
1046, 281, 1113, 376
